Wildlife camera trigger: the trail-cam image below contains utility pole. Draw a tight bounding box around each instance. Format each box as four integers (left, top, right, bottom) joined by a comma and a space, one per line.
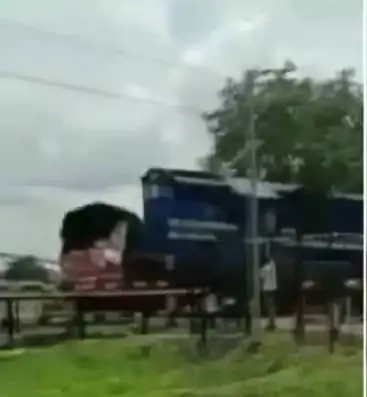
215, 65, 296, 345
244, 70, 262, 345
217, 71, 262, 342
244, 65, 295, 344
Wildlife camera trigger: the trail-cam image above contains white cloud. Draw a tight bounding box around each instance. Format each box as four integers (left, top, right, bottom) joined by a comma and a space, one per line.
0, 0, 362, 257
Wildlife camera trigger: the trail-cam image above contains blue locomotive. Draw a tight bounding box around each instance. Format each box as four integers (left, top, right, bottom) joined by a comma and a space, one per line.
140, 168, 363, 311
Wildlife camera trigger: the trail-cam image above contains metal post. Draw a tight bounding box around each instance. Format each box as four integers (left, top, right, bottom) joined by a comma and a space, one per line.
245, 70, 262, 345
6, 299, 15, 346
215, 66, 295, 344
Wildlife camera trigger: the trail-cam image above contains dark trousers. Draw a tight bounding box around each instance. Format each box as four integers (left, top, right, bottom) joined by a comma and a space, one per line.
263, 291, 277, 330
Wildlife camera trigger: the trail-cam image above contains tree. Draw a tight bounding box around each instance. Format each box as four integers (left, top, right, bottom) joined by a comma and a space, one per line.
5, 255, 49, 283
202, 61, 363, 194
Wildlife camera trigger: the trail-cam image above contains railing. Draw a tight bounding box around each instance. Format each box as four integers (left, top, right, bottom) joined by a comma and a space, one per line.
300, 278, 362, 352
0, 288, 207, 348
0, 281, 362, 353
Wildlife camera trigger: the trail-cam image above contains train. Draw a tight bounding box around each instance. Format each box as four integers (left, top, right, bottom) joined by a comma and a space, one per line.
59, 167, 363, 315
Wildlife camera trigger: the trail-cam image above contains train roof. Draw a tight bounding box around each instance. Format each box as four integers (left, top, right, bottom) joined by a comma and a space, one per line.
142, 168, 228, 187
142, 168, 362, 201
228, 178, 279, 199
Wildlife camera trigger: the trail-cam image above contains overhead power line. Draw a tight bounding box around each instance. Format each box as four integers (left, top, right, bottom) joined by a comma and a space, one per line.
0, 70, 120, 99
0, 70, 204, 114
0, 18, 226, 115
0, 18, 227, 79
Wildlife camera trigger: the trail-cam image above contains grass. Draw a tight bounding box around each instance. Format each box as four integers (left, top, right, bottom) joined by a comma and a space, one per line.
0, 333, 362, 397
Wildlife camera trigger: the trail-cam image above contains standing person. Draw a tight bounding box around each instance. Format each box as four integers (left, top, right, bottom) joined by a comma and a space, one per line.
261, 256, 277, 330
205, 291, 218, 329
166, 294, 178, 328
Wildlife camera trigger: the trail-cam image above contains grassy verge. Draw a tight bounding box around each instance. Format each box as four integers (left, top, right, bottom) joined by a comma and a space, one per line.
0, 333, 362, 397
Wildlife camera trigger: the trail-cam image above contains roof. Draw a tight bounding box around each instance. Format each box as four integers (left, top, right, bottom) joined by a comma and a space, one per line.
162, 169, 221, 180
142, 168, 223, 181
142, 168, 363, 201
143, 169, 279, 196
228, 178, 279, 199
267, 181, 363, 201
231, 179, 363, 201
142, 168, 228, 187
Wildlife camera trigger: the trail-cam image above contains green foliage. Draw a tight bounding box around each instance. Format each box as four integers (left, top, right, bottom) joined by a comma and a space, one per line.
202, 61, 363, 193
5, 255, 49, 283
0, 335, 362, 396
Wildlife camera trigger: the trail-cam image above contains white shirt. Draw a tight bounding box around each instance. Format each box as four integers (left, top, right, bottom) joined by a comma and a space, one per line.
205, 294, 218, 313
261, 260, 277, 292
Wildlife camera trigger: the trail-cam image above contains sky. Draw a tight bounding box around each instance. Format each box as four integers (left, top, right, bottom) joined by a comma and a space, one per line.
0, 0, 363, 258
